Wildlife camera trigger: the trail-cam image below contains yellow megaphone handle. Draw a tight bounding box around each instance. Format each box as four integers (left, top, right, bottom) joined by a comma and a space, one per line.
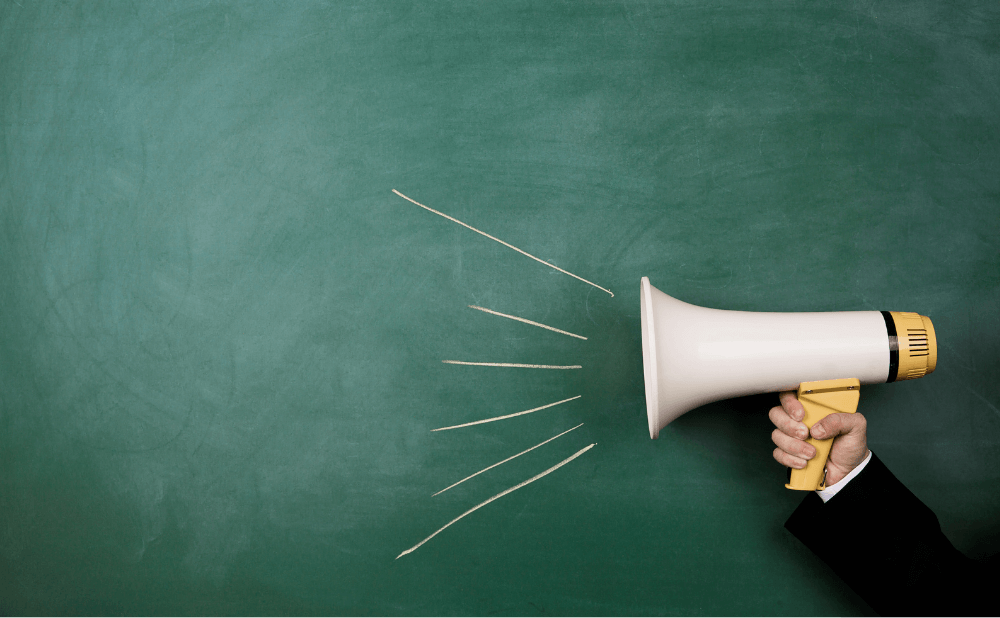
785, 378, 861, 491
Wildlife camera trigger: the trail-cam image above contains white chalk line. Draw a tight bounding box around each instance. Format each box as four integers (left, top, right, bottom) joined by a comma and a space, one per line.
431, 395, 581, 432
431, 395, 583, 431
392, 190, 613, 297
433, 423, 584, 497
442, 361, 582, 369
396, 443, 596, 559
468, 305, 587, 340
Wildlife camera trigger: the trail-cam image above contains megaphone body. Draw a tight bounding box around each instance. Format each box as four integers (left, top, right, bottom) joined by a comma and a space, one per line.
640, 277, 937, 489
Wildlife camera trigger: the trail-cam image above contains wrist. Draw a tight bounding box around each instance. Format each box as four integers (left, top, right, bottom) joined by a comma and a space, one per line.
817, 450, 872, 503
825, 448, 871, 486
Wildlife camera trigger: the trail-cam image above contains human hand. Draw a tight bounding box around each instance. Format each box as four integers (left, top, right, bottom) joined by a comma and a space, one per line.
769, 391, 871, 487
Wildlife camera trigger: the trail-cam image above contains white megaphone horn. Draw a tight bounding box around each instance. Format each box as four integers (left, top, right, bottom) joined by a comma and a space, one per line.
639, 277, 937, 490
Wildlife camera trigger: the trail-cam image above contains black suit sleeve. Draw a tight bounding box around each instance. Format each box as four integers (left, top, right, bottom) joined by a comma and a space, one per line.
785, 453, 990, 617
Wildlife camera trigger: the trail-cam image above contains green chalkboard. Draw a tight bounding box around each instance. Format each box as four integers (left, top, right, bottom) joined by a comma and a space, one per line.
2, 1, 998, 615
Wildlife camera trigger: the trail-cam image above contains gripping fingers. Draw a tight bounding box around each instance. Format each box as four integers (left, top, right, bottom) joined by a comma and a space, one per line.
778, 391, 805, 422
768, 405, 809, 440
771, 428, 816, 461
773, 447, 809, 470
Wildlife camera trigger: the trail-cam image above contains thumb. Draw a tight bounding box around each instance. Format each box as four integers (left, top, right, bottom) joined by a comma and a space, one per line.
811, 412, 864, 440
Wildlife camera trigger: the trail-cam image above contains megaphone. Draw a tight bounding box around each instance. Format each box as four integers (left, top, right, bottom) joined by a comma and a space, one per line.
639, 277, 937, 490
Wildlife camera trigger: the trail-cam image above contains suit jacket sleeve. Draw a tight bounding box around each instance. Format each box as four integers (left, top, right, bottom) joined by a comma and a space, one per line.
784, 453, 989, 616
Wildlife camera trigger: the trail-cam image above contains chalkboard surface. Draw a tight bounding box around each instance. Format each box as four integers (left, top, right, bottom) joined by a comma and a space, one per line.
2, 1, 998, 615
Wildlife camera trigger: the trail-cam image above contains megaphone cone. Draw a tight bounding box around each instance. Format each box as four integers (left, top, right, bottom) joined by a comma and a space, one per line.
639, 277, 936, 439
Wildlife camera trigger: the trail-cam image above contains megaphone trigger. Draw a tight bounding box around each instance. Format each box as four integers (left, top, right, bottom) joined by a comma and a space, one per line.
785, 378, 861, 491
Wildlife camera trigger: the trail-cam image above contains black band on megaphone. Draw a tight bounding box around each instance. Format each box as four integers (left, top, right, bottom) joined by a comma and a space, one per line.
881, 311, 899, 383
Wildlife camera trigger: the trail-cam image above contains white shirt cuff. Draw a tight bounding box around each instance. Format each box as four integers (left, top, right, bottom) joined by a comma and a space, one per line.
816, 450, 873, 503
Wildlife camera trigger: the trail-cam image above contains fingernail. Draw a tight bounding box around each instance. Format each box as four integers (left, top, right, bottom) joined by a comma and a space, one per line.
812, 425, 826, 439
797, 425, 809, 439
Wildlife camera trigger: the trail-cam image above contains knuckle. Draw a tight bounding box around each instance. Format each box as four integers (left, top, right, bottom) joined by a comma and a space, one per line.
768, 407, 781, 423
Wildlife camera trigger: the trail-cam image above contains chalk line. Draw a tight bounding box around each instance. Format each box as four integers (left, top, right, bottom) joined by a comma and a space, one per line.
396, 443, 596, 559
433, 423, 584, 496
442, 361, 581, 369
431, 395, 581, 432
392, 190, 613, 297
469, 305, 587, 340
